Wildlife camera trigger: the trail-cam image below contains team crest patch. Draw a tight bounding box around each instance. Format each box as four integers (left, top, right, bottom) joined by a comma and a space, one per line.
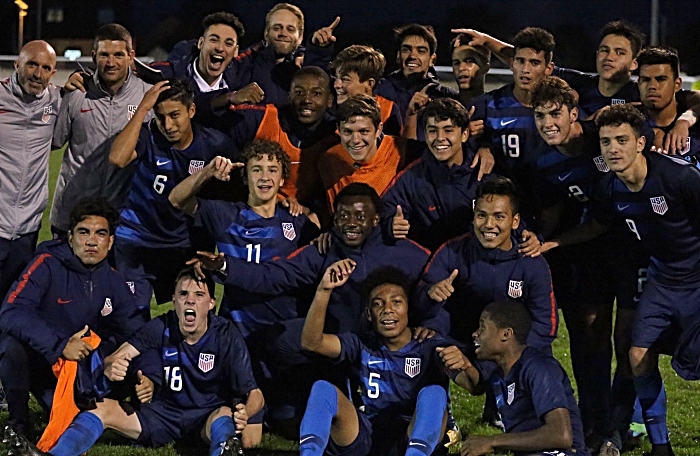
507, 382, 516, 405
593, 155, 610, 172
405, 358, 421, 378
126, 281, 135, 294
101, 298, 112, 316
282, 222, 296, 240
508, 280, 523, 298
199, 353, 215, 373
188, 160, 205, 174
650, 196, 668, 215
680, 137, 691, 155
611, 98, 626, 105
42, 106, 52, 123
127, 104, 138, 120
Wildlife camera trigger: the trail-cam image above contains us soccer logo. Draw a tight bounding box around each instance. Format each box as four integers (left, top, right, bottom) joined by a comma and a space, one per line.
508, 280, 523, 298
42, 106, 52, 123
189, 160, 205, 174
650, 196, 668, 215
680, 137, 691, 155
507, 383, 516, 404
611, 98, 625, 105
282, 222, 296, 240
199, 353, 215, 373
593, 155, 610, 172
127, 104, 138, 120
405, 358, 420, 378
101, 297, 112, 316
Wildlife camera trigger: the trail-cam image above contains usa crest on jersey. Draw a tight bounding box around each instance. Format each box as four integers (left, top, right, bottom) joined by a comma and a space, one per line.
198, 353, 215, 373
680, 137, 691, 155
650, 196, 668, 215
508, 280, 523, 298
282, 222, 296, 240
405, 358, 421, 378
593, 155, 610, 172
611, 98, 625, 105
42, 106, 52, 124
189, 160, 205, 174
101, 297, 113, 316
507, 382, 516, 404
127, 104, 138, 121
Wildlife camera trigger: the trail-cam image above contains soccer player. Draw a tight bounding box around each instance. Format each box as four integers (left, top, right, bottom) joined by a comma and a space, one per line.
299, 263, 452, 456
440, 300, 589, 456
0, 41, 60, 304
0, 198, 145, 437
451, 34, 491, 107
330, 44, 403, 135
319, 95, 406, 217
108, 78, 236, 312
50, 24, 152, 238
22, 268, 263, 455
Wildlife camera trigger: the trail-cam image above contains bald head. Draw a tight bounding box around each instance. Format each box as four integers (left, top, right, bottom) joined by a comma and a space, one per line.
15, 40, 57, 96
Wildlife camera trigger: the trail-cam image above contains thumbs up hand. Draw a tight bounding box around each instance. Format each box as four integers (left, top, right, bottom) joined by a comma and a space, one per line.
135, 370, 155, 403
428, 269, 459, 302
392, 205, 410, 239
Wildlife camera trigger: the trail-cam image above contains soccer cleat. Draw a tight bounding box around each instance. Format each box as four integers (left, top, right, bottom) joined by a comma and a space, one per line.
219, 434, 244, 456
3, 425, 48, 456
0, 381, 8, 412
598, 441, 621, 456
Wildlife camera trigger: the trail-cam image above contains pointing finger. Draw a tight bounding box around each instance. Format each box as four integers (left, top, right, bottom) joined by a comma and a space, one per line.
328, 16, 341, 30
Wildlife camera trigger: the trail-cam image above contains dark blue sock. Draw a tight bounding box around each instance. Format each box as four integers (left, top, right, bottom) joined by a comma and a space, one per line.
48, 412, 104, 456
634, 370, 668, 444
610, 372, 636, 439
299, 380, 338, 456
406, 385, 448, 456
209, 415, 236, 456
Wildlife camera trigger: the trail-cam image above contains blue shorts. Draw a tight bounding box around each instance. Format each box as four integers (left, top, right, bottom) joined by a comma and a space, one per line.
326, 409, 373, 456
326, 411, 417, 456
135, 400, 218, 448
631, 281, 700, 350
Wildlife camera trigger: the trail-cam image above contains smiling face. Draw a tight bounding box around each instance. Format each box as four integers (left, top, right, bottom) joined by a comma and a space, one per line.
451, 46, 485, 90
473, 312, 503, 360
425, 117, 468, 166
399, 35, 435, 77
638, 63, 680, 112
339, 115, 382, 163
265, 8, 302, 55
289, 74, 333, 125
197, 23, 239, 80
154, 99, 195, 147
334, 195, 380, 247
173, 277, 215, 340
473, 194, 519, 251
596, 34, 638, 83
334, 69, 374, 105
15, 42, 56, 96
534, 102, 578, 146
599, 123, 645, 174
245, 154, 285, 205
366, 283, 411, 341
69, 215, 113, 266
93, 40, 134, 87
511, 47, 553, 92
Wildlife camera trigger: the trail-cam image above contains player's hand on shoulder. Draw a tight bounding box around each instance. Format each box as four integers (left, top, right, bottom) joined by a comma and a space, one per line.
312, 231, 334, 254
311, 16, 340, 47
460, 435, 494, 456
233, 403, 248, 431
518, 230, 542, 257
62, 325, 93, 361
187, 251, 225, 278
436, 345, 472, 372
135, 370, 154, 403
138, 80, 171, 113
412, 326, 436, 342
64, 71, 91, 93
665, 119, 691, 155
280, 196, 310, 217
229, 82, 265, 105
104, 351, 132, 381
428, 269, 459, 302
392, 205, 410, 239
319, 259, 356, 290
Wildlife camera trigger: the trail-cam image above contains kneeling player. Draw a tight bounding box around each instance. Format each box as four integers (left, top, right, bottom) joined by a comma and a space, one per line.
30, 268, 263, 455
299, 261, 453, 456
440, 301, 589, 456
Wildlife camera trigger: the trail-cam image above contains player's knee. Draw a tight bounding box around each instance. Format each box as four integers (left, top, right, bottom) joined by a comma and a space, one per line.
629, 346, 651, 374
416, 384, 447, 409
242, 423, 262, 448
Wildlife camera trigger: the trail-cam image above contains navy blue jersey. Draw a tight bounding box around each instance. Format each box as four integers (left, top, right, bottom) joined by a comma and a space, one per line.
337, 332, 451, 424
642, 107, 700, 161
593, 151, 700, 288
129, 312, 257, 410
195, 199, 319, 336
553, 67, 639, 119
381, 144, 482, 251
419, 234, 557, 349
476, 347, 589, 456
116, 121, 235, 249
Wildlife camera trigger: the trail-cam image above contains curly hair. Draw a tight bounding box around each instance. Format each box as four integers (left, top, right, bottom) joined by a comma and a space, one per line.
241, 139, 292, 181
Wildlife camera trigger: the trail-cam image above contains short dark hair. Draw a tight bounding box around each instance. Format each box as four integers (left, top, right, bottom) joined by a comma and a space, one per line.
202, 11, 245, 39
423, 98, 470, 131
157, 78, 194, 107
337, 95, 382, 129
475, 176, 520, 214
595, 103, 647, 139
291, 66, 331, 92
512, 27, 555, 64
394, 24, 438, 56
449, 36, 491, 67
173, 267, 215, 299
241, 139, 291, 181
637, 46, 681, 80
333, 182, 382, 215
93, 23, 133, 53
362, 267, 411, 308
531, 76, 578, 111
483, 300, 532, 346
599, 20, 645, 57
331, 45, 386, 84
69, 197, 119, 234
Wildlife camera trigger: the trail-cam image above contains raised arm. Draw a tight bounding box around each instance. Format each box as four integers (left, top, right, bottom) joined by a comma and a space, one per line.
451, 28, 513, 64
169, 156, 243, 216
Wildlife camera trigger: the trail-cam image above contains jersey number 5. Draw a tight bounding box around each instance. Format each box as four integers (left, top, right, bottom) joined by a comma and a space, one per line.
164, 366, 183, 391
368, 373, 380, 398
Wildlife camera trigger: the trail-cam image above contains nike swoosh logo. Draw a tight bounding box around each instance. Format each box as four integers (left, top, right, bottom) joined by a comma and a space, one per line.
156, 159, 170, 166
57, 298, 71, 304
80, 108, 93, 113
617, 204, 630, 211
164, 350, 178, 357
500, 119, 517, 126
409, 442, 428, 448
557, 172, 572, 181
299, 436, 315, 444
368, 360, 383, 365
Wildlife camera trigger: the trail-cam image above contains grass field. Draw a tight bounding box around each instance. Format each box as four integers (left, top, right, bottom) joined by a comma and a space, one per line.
2, 150, 700, 455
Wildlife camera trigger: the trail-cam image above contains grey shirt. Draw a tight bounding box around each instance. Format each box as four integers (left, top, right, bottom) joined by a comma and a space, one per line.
50, 71, 152, 231
0, 74, 61, 239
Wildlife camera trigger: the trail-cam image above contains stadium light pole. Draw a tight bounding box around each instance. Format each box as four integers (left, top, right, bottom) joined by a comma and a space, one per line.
14, 0, 29, 52
650, 0, 659, 45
